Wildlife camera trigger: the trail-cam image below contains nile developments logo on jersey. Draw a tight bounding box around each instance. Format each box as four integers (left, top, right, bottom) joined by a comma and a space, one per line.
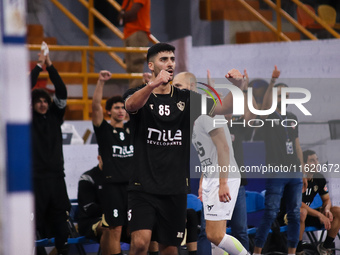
146, 127, 182, 146
112, 145, 134, 158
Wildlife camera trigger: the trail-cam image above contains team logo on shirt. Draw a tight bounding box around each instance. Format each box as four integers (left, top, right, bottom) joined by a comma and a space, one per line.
112, 145, 134, 158
324, 185, 328, 192
147, 128, 182, 146
177, 101, 185, 111
207, 204, 214, 211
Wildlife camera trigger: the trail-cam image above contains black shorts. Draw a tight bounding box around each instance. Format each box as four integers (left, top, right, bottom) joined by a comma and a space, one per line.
128, 191, 187, 246
100, 183, 128, 227
305, 207, 324, 228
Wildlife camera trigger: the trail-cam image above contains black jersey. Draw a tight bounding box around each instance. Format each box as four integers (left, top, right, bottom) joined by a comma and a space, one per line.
264, 111, 300, 168
303, 173, 328, 206
93, 120, 133, 183
77, 166, 104, 222
124, 85, 212, 195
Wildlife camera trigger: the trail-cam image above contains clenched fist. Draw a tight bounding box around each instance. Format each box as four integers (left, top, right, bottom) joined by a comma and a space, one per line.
98, 70, 112, 82
225, 68, 244, 88
149, 70, 171, 88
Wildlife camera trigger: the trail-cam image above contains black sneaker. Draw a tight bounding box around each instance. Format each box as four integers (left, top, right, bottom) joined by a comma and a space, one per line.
317, 242, 332, 255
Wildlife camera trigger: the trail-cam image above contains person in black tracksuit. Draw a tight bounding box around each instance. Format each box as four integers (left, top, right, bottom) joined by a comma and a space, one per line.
31, 47, 70, 255
77, 152, 132, 255
77, 154, 106, 243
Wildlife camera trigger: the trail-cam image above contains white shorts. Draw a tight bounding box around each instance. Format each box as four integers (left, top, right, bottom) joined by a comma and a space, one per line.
203, 178, 240, 221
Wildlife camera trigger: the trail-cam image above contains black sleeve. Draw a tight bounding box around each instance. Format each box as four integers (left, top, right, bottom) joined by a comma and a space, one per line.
30, 65, 43, 89
77, 174, 102, 217
46, 65, 67, 99
93, 121, 108, 152
315, 174, 329, 196
123, 84, 146, 101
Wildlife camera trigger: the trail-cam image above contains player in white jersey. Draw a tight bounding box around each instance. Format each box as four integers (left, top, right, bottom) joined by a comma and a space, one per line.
192, 114, 248, 255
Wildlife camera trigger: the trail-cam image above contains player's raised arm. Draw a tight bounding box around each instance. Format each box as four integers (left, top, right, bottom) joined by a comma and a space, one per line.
261, 65, 280, 120
213, 68, 245, 115
125, 70, 171, 112
242, 69, 258, 122
92, 70, 111, 127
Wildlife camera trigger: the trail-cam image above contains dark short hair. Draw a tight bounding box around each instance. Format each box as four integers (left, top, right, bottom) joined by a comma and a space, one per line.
147, 43, 175, 62
249, 79, 269, 89
274, 83, 288, 88
31, 88, 52, 106
105, 96, 124, 112
303, 149, 316, 163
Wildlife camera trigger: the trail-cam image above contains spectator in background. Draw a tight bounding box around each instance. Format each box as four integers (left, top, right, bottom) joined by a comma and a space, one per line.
296, 150, 340, 255
174, 71, 204, 255
77, 151, 107, 249
173, 72, 202, 255
253, 66, 306, 255
31, 42, 70, 255
248, 79, 269, 112
119, 0, 151, 88
172, 71, 197, 91
246, 79, 269, 142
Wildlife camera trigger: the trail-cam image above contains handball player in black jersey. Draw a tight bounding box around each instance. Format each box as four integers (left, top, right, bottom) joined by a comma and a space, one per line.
124, 42, 245, 255
92, 71, 134, 255
297, 150, 340, 255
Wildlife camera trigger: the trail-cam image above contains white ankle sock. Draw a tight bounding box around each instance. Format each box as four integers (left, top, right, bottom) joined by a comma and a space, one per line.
217, 234, 248, 255
212, 243, 227, 255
